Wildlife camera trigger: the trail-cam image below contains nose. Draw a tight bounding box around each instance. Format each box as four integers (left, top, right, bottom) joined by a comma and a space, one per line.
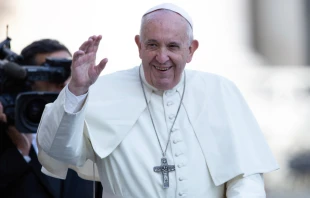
155, 48, 169, 64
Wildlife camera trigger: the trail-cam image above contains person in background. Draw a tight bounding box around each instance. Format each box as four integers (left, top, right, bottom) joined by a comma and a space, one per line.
0, 39, 102, 198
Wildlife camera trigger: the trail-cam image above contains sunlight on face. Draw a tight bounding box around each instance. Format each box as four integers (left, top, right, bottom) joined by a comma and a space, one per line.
135, 10, 198, 90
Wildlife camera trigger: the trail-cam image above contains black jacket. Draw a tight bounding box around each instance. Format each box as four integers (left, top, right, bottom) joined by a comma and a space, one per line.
0, 130, 102, 198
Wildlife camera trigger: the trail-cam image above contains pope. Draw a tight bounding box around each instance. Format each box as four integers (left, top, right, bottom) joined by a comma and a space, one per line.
37, 3, 279, 198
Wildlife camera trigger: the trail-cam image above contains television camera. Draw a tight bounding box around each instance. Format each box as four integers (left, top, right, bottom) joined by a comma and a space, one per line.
0, 37, 71, 133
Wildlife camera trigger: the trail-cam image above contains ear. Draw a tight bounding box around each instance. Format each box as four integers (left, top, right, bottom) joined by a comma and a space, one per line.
186, 40, 199, 63
135, 35, 142, 58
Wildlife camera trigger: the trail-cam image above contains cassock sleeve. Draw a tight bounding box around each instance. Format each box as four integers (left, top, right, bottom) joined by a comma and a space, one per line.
64, 86, 88, 113
37, 86, 94, 168
226, 173, 266, 198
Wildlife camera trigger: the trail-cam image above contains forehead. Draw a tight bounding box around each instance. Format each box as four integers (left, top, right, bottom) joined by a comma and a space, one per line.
141, 10, 189, 43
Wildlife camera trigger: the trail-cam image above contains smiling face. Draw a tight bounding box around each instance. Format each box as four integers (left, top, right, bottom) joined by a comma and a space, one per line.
135, 10, 198, 90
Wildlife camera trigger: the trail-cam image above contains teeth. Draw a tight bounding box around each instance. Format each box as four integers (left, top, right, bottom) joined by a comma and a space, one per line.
155, 66, 169, 71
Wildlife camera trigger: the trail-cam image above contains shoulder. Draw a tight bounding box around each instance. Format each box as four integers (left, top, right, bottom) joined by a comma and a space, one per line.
98, 66, 139, 83
91, 66, 139, 89
185, 69, 237, 91
89, 66, 141, 100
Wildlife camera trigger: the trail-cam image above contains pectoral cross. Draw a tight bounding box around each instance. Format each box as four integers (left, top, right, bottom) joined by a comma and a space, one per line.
154, 158, 175, 188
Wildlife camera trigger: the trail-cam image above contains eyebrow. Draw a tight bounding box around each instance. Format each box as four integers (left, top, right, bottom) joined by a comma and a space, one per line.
168, 41, 181, 46
145, 39, 158, 43
145, 39, 182, 46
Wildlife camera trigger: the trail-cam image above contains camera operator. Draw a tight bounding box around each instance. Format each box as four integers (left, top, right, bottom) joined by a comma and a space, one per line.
0, 39, 102, 198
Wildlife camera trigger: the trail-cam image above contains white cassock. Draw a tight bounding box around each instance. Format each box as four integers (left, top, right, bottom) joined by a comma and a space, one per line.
37, 66, 279, 198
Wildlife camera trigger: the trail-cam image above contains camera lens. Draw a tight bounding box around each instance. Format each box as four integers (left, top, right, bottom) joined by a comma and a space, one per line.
24, 98, 46, 123
15, 92, 58, 133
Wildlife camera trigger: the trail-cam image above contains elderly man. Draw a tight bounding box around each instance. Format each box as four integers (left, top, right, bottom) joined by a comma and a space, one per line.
37, 3, 278, 198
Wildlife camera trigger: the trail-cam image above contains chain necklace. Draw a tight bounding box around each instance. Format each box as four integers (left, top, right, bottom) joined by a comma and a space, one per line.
139, 67, 186, 188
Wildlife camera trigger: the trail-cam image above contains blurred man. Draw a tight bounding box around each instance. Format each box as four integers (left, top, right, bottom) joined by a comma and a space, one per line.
0, 39, 102, 198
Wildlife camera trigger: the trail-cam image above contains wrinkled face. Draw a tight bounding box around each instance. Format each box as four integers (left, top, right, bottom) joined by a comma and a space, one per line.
32, 50, 71, 92
135, 10, 198, 90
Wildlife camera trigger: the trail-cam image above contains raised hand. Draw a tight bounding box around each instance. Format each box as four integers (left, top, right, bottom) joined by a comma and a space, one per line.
68, 35, 108, 96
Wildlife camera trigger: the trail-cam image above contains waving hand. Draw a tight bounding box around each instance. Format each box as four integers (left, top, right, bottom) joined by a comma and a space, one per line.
68, 35, 108, 95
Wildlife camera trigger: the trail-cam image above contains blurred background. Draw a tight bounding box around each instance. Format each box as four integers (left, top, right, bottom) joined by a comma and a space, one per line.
1, 0, 310, 197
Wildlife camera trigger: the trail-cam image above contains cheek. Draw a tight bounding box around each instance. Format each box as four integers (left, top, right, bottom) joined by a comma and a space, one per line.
173, 55, 187, 68
186, 55, 192, 63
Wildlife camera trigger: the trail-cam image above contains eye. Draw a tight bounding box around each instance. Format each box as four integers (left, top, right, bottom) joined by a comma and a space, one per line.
146, 43, 158, 49
168, 44, 179, 50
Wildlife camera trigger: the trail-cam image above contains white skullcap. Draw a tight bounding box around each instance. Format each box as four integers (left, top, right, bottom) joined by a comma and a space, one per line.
143, 3, 193, 29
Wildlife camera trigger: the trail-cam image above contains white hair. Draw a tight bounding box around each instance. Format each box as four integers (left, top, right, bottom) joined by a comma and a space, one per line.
139, 9, 194, 46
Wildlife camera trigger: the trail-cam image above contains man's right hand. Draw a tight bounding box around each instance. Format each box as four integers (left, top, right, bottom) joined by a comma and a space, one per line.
68, 35, 108, 96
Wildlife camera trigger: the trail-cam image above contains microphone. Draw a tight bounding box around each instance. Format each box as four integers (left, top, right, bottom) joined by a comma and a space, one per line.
2, 62, 27, 80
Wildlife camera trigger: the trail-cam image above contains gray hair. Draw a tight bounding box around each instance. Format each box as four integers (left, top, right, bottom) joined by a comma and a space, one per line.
139, 9, 194, 46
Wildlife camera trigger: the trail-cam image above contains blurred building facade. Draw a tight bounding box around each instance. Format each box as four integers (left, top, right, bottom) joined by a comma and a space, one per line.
250, 0, 309, 66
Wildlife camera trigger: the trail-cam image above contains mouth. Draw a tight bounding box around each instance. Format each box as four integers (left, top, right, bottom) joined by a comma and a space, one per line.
154, 65, 172, 71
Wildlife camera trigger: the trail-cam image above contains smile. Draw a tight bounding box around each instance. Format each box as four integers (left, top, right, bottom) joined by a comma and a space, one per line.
154, 66, 171, 71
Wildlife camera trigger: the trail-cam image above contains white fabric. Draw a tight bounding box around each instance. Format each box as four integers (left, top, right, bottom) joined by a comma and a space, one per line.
143, 3, 193, 29
62, 75, 266, 197
64, 89, 88, 113
226, 174, 265, 198
32, 133, 38, 154
37, 66, 279, 197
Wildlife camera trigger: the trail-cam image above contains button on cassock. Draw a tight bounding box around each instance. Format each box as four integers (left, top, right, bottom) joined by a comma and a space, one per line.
165, 90, 174, 96
177, 163, 185, 168
175, 152, 183, 157
167, 101, 174, 106
179, 177, 185, 181
169, 114, 175, 120
171, 128, 178, 132
173, 139, 182, 144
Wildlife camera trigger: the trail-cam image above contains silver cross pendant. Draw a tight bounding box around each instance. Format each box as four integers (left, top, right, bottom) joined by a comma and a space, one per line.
154, 158, 175, 188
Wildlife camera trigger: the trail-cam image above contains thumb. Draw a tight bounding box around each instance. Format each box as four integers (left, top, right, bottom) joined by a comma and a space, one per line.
96, 58, 108, 75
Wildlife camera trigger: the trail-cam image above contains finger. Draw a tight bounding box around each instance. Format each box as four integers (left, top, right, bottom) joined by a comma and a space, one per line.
72, 50, 85, 63
95, 58, 108, 74
88, 35, 97, 41
87, 35, 102, 54
79, 36, 94, 52
82, 35, 99, 52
